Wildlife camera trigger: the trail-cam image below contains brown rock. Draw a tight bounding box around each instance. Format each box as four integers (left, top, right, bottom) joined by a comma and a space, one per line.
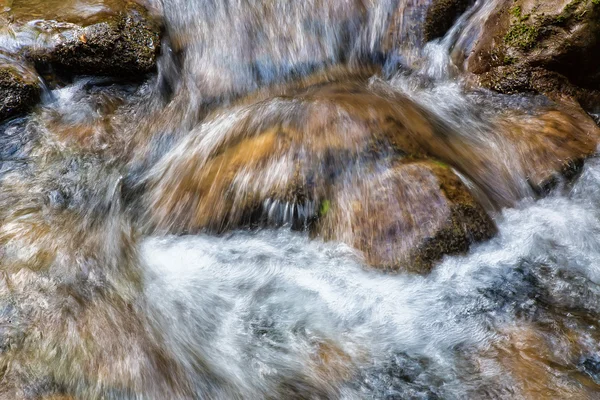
468, 0, 600, 92
144, 80, 501, 273
315, 160, 496, 273
496, 108, 600, 191
490, 323, 600, 399
144, 81, 435, 234
144, 77, 600, 273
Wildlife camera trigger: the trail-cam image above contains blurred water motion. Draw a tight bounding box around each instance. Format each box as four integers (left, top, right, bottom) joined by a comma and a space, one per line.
0, 0, 599, 399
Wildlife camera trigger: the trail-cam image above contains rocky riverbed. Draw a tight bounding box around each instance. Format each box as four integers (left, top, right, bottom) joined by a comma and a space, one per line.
1, 0, 600, 399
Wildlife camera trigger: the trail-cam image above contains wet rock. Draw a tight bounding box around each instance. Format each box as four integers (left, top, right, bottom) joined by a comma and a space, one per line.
142, 76, 598, 273
468, 0, 600, 93
2, 1, 161, 78
354, 352, 445, 399
144, 81, 436, 234
0, 64, 41, 121
476, 69, 600, 192
315, 160, 497, 273
43, 4, 160, 77
495, 108, 600, 191
479, 65, 600, 114
490, 323, 600, 399
464, 0, 600, 189
424, 0, 474, 41
144, 80, 501, 273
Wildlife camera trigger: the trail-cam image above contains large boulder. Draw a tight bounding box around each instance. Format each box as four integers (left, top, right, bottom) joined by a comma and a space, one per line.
142, 77, 600, 272
142, 80, 447, 234
144, 80, 497, 273
0, 0, 161, 78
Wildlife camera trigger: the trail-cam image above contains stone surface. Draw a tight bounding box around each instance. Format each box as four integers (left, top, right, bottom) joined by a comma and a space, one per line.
315, 160, 497, 273
468, 0, 600, 92
144, 80, 498, 273
424, 0, 473, 41
144, 81, 435, 234
495, 108, 600, 191
144, 77, 600, 272
487, 322, 600, 398
461, 0, 600, 184
0, 64, 41, 121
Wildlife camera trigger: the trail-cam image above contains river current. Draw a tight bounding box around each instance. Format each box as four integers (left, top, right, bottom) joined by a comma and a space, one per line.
1, 0, 600, 398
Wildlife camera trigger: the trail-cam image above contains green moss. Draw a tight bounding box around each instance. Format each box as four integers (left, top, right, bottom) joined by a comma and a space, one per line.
564, 0, 583, 13
504, 23, 539, 49
431, 159, 450, 169
319, 200, 331, 217
503, 55, 517, 65
504, 3, 538, 50
509, 5, 530, 21
509, 5, 522, 18
545, 0, 593, 26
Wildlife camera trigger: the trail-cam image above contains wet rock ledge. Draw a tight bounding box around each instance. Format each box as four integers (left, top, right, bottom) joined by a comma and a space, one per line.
0, 0, 162, 122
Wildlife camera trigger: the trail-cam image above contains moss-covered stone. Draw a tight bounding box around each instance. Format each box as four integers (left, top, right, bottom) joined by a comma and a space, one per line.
0, 66, 41, 122
504, 23, 539, 50
424, 0, 474, 41
469, 0, 600, 91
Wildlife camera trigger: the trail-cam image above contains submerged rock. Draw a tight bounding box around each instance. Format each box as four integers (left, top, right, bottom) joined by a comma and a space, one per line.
487, 322, 600, 399
0, 64, 41, 121
495, 108, 600, 191
0, 0, 161, 78
316, 160, 496, 273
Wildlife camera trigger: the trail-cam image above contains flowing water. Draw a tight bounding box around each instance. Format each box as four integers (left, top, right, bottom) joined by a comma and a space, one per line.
1, 0, 600, 398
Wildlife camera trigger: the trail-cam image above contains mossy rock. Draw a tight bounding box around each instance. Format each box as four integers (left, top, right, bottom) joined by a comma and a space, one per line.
468, 0, 600, 91
0, 65, 41, 122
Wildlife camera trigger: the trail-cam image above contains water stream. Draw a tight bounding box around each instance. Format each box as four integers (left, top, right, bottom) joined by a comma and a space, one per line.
1, 0, 600, 398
